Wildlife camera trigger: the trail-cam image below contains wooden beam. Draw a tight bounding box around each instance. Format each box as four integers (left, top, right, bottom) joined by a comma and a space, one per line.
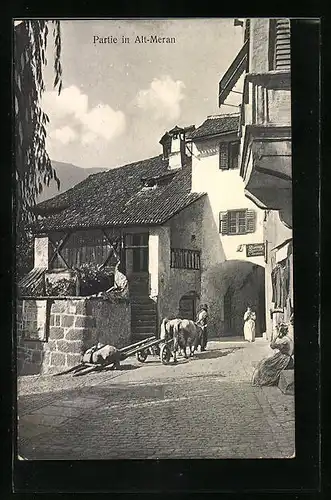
48, 232, 71, 269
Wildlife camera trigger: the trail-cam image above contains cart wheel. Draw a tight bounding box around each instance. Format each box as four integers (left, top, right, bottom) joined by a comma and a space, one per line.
160, 343, 171, 365
136, 349, 148, 363
152, 345, 160, 356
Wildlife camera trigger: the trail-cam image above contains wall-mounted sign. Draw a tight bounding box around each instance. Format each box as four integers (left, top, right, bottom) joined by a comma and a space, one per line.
246, 243, 265, 257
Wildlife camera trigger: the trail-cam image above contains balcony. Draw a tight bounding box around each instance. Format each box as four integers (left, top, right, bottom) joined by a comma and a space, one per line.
239, 70, 292, 226
170, 248, 201, 270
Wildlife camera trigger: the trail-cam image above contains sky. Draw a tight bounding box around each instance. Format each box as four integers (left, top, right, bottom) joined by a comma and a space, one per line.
41, 19, 245, 169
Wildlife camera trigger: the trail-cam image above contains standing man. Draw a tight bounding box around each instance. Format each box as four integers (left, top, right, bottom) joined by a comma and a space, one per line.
196, 304, 209, 351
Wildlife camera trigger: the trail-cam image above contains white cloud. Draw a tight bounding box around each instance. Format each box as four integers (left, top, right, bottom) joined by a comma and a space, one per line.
81, 131, 98, 146
136, 76, 185, 121
81, 104, 126, 142
41, 85, 126, 146
42, 85, 88, 121
49, 126, 78, 144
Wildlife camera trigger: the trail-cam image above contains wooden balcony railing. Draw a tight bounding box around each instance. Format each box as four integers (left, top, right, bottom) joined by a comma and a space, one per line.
170, 248, 201, 270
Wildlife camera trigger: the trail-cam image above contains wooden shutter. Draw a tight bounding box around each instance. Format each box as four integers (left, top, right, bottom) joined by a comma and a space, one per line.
219, 211, 229, 234
274, 19, 290, 70
244, 19, 250, 42
219, 143, 229, 169
229, 142, 239, 169
246, 210, 256, 233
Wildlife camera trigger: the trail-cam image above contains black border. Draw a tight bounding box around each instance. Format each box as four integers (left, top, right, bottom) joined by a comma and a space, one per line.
2, 15, 321, 497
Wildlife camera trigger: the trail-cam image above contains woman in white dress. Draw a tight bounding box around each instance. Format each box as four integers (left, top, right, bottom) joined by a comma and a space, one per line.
243, 306, 256, 342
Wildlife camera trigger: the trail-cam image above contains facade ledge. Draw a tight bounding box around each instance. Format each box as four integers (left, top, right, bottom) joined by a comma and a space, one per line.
244, 71, 291, 92
240, 124, 292, 180
240, 125, 292, 215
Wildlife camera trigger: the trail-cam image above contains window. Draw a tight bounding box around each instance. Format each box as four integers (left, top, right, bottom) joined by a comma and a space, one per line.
219, 209, 256, 235
49, 230, 120, 269
219, 142, 240, 170
125, 233, 149, 273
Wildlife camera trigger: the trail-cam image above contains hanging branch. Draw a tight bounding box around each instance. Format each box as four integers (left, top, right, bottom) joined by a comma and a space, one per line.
14, 20, 63, 227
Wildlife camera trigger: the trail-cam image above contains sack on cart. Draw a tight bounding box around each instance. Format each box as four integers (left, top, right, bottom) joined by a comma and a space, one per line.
83, 343, 121, 368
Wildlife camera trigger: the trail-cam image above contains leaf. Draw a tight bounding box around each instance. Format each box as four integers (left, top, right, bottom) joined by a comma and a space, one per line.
14, 20, 62, 224
54, 72, 59, 88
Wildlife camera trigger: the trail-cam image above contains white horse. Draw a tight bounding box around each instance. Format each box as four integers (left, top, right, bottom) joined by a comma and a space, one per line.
160, 318, 202, 363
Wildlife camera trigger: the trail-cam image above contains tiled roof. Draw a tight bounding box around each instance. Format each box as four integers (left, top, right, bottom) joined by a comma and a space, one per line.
18, 267, 46, 296
33, 155, 205, 232
190, 114, 239, 140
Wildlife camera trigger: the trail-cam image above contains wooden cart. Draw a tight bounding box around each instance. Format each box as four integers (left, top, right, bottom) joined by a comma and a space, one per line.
54, 336, 175, 377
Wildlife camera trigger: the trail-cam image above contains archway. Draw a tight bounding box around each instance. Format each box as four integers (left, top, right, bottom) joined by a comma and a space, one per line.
202, 260, 266, 338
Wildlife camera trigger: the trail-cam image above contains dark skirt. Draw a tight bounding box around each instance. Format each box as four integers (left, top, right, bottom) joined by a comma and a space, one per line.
252, 351, 291, 387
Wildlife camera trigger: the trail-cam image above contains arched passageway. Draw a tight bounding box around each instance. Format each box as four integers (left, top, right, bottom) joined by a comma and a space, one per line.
202, 260, 266, 338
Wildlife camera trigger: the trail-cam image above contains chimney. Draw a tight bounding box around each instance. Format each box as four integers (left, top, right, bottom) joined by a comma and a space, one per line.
168, 126, 183, 170
159, 125, 195, 170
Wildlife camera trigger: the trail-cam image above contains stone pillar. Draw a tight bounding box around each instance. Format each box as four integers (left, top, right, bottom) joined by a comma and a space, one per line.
249, 18, 270, 74
265, 263, 273, 340
169, 135, 182, 170
148, 232, 159, 298
148, 226, 171, 319
43, 299, 97, 374
34, 236, 49, 268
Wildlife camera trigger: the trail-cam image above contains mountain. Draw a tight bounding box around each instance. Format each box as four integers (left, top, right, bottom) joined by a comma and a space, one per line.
37, 160, 109, 202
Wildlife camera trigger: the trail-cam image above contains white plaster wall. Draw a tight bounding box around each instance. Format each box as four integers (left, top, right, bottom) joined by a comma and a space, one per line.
191, 141, 265, 267
267, 88, 291, 126
149, 226, 171, 323
163, 268, 201, 319
190, 137, 266, 336
156, 203, 204, 322
169, 136, 181, 170
169, 197, 204, 250
148, 232, 159, 298
34, 236, 49, 268
249, 18, 270, 73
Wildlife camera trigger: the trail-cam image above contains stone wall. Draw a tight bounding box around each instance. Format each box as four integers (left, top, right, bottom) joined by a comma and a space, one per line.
17, 301, 45, 375
89, 299, 131, 348
17, 297, 131, 375
154, 217, 202, 324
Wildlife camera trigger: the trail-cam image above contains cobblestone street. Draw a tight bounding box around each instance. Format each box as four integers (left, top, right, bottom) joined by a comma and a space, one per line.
17, 339, 295, 460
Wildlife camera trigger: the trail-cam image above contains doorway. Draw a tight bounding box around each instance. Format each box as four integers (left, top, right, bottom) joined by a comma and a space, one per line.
256, 276, 266, 337
124, 233, 149, 297
178, 292, 196, 321
224, 287, 233, 335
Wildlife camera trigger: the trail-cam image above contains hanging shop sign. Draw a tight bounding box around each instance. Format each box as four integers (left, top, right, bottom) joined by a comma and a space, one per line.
246, 243, 265, 257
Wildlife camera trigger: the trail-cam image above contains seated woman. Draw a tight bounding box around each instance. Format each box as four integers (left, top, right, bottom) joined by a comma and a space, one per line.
252, 317, 294, 387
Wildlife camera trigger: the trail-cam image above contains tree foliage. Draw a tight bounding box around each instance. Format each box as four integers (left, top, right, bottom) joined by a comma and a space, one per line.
14, 20, 63, 226
14, 20, 63, 278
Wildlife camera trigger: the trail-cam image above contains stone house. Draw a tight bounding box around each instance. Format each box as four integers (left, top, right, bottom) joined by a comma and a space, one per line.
17, 113, 268, 374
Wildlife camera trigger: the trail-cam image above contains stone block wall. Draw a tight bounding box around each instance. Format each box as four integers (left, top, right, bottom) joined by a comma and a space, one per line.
43, 299, 99, 374
89, 299, 131, 349
17, 301, 46, 375
17, 297, 131, 375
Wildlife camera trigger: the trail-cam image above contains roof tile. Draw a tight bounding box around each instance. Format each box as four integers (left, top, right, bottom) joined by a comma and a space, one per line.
190, 114, 239, 140
33, 155, 205, 232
